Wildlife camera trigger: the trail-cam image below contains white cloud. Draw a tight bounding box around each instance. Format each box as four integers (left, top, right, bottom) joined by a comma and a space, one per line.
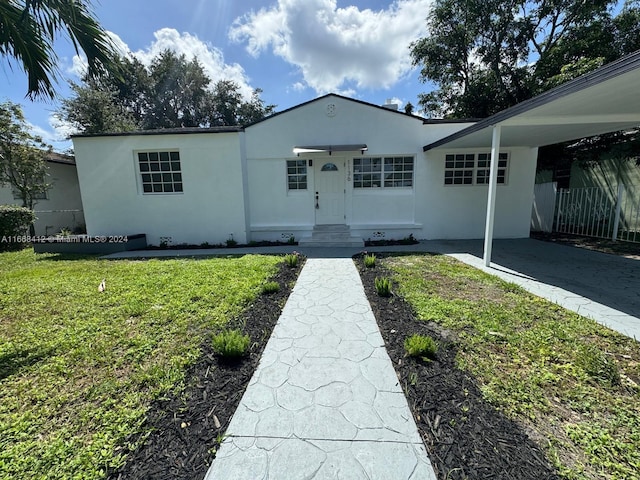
48, 113, 78, 140
27, 121, 55, 143
68, 29, 254, 99
68, 54, 88, 78
26, 114, 76, 151
229, 0, 433, 94
107, 31, 132, 57
291, 81, 307, 92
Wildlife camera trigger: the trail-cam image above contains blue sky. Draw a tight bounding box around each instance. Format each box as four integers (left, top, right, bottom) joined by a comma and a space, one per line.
1, 0, 435, 151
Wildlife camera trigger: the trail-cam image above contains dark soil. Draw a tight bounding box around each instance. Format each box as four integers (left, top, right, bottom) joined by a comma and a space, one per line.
356, 254, 561, 480
106, 259, 304, 480
364, 234, 419, 247
108, 252, 561, 480
144, 239, 298, 250
531, 231, 640, 259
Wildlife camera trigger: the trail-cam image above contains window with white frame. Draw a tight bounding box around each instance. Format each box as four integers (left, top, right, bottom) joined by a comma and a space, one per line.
444, 153, 475, 185
384, 156, 414, 187
353, 156, 414, 188
444, 153, 509, 185
287, 159, 307, 190
138, 151, 182, 193
475, 153, 508, 184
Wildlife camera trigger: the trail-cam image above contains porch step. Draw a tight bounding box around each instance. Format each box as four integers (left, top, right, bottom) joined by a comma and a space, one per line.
298, 224, 364, 248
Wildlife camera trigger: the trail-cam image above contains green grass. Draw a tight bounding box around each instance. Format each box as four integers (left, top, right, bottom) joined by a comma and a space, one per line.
283, 253, 299, 268
261, 280, 280, 294
0, 249, 281, 480
212, 329, 250, 359
374, 276, 392, 297
404, 334, 438, 360
385, 254, 640, 480
363, 253, 376, 268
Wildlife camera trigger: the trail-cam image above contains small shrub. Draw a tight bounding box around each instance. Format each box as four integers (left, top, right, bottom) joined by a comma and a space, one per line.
287, 236, 296, 244
401, 233, 417, 244
226, 237, 237, 247
405, 334, 438, 360
212, 330, 250, 359
261, 281, 280, 294
284, 252, 299, 268
364, 253, 376, 268
0, 205, 35, 251
576, 345, 620, 386
375, 276, 392, 297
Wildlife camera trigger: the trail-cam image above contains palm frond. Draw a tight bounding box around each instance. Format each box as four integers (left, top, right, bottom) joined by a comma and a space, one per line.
0, 0, 119, 99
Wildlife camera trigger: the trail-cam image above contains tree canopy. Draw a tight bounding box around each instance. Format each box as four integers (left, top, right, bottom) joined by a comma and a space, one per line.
59, 50, 276, 134
0, 0, 119, 99
411, 0, 640, 118
0, 101, 51, 210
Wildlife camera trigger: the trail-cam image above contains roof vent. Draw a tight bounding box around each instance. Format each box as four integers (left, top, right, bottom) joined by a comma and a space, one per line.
382, 98, 398, 111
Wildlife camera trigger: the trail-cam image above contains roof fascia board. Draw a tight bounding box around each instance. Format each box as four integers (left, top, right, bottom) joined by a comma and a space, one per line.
72, 127, 244, 139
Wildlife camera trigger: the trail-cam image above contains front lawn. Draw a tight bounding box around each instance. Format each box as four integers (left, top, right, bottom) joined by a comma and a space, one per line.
363, 254, 640, 479
0, 250, 282, 480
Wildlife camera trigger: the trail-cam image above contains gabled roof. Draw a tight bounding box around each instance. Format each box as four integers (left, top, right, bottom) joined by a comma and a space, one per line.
245, 93, 470, 128
69, 94, 475, 139
423, 49, 640, 151
45, 151, 75, 165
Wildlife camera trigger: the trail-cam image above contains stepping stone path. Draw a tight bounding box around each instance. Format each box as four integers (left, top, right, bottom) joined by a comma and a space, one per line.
205, 258, 436, 479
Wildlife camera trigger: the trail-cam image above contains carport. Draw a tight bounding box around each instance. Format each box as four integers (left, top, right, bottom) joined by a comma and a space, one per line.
423, 50, 640, 266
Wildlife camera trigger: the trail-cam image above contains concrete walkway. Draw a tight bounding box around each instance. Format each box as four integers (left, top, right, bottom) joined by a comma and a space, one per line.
204, 258, 436, 480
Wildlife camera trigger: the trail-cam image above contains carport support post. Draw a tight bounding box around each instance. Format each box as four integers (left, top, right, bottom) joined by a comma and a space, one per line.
483, 125, 501, 267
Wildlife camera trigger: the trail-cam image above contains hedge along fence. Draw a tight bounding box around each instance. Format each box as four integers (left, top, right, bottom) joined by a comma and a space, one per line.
0, 205, 36, 251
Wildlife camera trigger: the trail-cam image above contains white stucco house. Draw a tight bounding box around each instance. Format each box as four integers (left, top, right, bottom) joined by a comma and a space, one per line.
71, 94, 536, 247
71, 50, 640, 258
0, 152, 85, 235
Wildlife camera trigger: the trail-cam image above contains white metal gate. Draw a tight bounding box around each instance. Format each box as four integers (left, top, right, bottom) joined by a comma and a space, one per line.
554, 184, 640, 242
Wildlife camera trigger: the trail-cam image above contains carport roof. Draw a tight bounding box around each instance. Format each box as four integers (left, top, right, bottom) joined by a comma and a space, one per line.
423, 49, 640, 151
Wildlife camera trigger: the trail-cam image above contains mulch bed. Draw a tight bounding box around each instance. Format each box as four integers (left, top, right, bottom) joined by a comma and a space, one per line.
356, 254, 561, 480
143, 239, 297, 250
107, 259, 303, 480
108, 253, 562, 480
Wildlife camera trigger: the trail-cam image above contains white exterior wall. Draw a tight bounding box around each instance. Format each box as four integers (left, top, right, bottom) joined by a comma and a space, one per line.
244, 95, 475, 241
69, 95, 541, 246
0, 161, 85, 235
420, 147, 539, 239
246, 157, 315, 239
72, 132, 247, 246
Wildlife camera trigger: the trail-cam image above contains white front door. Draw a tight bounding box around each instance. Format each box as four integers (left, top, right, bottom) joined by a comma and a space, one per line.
314, 159, 345, 225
